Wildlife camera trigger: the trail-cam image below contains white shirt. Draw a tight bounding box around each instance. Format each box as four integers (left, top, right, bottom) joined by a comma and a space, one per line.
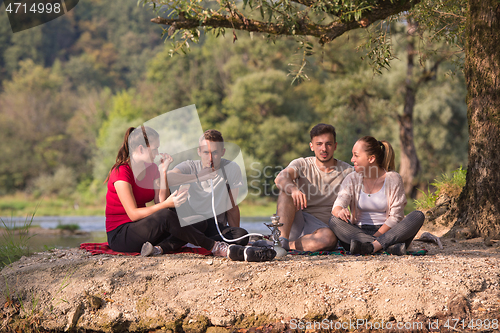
357, 180, 387, 226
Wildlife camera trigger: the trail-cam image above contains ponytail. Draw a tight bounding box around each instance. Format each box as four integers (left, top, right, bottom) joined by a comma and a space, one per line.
358, 136, 395, 172
104, 127, 135, 183
380, 140, 395, 172
104, 126, 160, 183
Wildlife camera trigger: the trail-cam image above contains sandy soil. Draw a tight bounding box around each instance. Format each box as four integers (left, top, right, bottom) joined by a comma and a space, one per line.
1, 218, 500, 332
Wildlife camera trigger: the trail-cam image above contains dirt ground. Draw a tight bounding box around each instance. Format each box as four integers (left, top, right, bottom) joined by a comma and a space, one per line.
1, 220, 500, 332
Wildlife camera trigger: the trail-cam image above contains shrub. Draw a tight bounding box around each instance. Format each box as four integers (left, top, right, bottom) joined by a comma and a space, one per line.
55, 223, 80, 232
31, 166, 76, 198
414, 186, 439, 210
0, 214, 34, 267
432, 165, 467, 198
414, 166, 467, 210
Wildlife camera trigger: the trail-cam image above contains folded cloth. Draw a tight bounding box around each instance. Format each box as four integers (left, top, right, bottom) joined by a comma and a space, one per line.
80, 242, 212, 256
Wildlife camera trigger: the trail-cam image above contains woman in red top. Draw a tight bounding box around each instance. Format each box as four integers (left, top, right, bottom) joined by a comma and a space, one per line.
105, 126, 276, 262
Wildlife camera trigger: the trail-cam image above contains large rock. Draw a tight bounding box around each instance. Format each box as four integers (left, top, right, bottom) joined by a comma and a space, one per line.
1, 241, 499, 332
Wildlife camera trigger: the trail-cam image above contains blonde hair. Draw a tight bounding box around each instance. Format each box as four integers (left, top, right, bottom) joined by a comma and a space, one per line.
358, 136, 395, 171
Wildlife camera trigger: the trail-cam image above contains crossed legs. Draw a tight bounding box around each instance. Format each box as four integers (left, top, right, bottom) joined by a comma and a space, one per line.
107, 208, 215, 253
328, 210, 425, 253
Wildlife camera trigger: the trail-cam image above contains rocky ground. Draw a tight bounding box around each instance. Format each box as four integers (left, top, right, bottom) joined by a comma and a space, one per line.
1, 206, 500, 332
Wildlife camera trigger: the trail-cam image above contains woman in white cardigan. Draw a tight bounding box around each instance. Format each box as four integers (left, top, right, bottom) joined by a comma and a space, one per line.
329, 136, 425, 255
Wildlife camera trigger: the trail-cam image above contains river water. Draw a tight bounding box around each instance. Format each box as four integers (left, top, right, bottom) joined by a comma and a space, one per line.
1, 216, 273, 251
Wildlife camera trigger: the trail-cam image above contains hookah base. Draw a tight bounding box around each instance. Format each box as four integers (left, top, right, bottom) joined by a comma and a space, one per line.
273, 245, 288, 258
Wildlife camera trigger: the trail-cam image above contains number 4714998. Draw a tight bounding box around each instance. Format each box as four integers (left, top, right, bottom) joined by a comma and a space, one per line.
443, 318, 498, 330
5, 2, 62, 14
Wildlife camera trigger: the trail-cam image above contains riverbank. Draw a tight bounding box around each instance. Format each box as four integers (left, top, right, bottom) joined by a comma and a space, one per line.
0, 193, 276, 218
1, 228, 499, 333
0, 217, 271, 264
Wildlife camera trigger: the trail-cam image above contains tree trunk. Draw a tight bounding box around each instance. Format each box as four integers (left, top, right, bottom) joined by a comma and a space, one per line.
454, 1, 500, 238
398, 21, 421, 198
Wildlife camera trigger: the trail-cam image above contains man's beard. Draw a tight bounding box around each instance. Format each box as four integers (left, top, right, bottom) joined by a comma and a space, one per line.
316, 154, 333, 163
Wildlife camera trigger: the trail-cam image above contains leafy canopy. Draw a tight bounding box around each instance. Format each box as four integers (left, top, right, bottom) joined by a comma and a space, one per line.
141, 0, 466, 76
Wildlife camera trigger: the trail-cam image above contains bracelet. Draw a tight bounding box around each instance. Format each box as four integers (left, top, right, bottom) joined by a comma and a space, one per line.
196, 174, 200, 183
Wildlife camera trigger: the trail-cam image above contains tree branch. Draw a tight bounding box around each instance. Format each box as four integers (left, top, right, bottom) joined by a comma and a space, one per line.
151, 12, 331, 38
151, 0, 421, 44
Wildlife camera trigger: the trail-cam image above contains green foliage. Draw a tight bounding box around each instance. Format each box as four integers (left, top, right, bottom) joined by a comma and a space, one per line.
359, 23, 395, 74
0, 194, 104, 217
412, 73, 468, 180
431, 165, 466, 198
55, 223, 80, 232
0, 0, 164, 89
414, 186, 440, 210
141, 0, 382, 56
93, 117, 141, 183
31, 166, 77, 199
0, 214, 35, 268
96, 90, 144, 148
91, 89, 147, 183
0, 0, 469, 207
414, 166, 466, 210
0, 60, 88, 192
140, 0, 434, 76
146, 37, 228, 126
409, 0, 467, 47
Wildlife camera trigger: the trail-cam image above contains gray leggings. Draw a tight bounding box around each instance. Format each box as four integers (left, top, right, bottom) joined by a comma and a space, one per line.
328, 210, 425, 251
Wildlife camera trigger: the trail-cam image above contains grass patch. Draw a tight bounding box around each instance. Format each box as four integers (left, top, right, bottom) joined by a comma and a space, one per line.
239, 198, 277, 217
432, 165, 467, 197
414, 166, 466, 210
0, 192, 104, 217
55, 223, 80, 232
0, 213, 35, 268
414, 186, 439, 210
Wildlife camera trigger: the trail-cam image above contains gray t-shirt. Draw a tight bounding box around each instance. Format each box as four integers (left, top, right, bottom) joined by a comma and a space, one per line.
287, 157, 353, 224
174, 159, 242, 219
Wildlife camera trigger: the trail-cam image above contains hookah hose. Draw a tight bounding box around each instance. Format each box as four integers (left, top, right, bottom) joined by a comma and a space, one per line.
209, 178, 264, 243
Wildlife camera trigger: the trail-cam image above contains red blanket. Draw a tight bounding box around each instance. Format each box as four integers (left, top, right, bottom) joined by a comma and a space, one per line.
80, 242, 212, 256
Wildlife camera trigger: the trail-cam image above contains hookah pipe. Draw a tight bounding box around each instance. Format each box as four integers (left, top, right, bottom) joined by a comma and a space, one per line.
264, 214, 288, 258
209, 177, 287, 260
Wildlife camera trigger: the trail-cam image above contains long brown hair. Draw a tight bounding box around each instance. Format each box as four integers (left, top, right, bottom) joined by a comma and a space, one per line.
104, 126, 159, 182
357, 136, 395, 171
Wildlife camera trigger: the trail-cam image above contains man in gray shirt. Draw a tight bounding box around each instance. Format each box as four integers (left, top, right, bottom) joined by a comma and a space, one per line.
170, 129, 249, 245
275, 124, 353, 251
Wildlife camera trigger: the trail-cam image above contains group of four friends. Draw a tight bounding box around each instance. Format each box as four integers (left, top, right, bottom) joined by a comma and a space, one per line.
105, 123, 425, 262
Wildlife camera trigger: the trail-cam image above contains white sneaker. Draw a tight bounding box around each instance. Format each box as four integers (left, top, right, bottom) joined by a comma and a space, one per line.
141, 242, 162, 256
211, 241, 230, 257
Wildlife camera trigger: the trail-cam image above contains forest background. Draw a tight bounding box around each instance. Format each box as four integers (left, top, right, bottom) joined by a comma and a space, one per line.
0, 0, 468, 217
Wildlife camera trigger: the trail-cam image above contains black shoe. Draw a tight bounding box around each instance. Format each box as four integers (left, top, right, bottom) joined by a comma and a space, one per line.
244, 246, 276, 262
227, 244, 245, 261
350, 240, 374, 255
386, 243, 406, 256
